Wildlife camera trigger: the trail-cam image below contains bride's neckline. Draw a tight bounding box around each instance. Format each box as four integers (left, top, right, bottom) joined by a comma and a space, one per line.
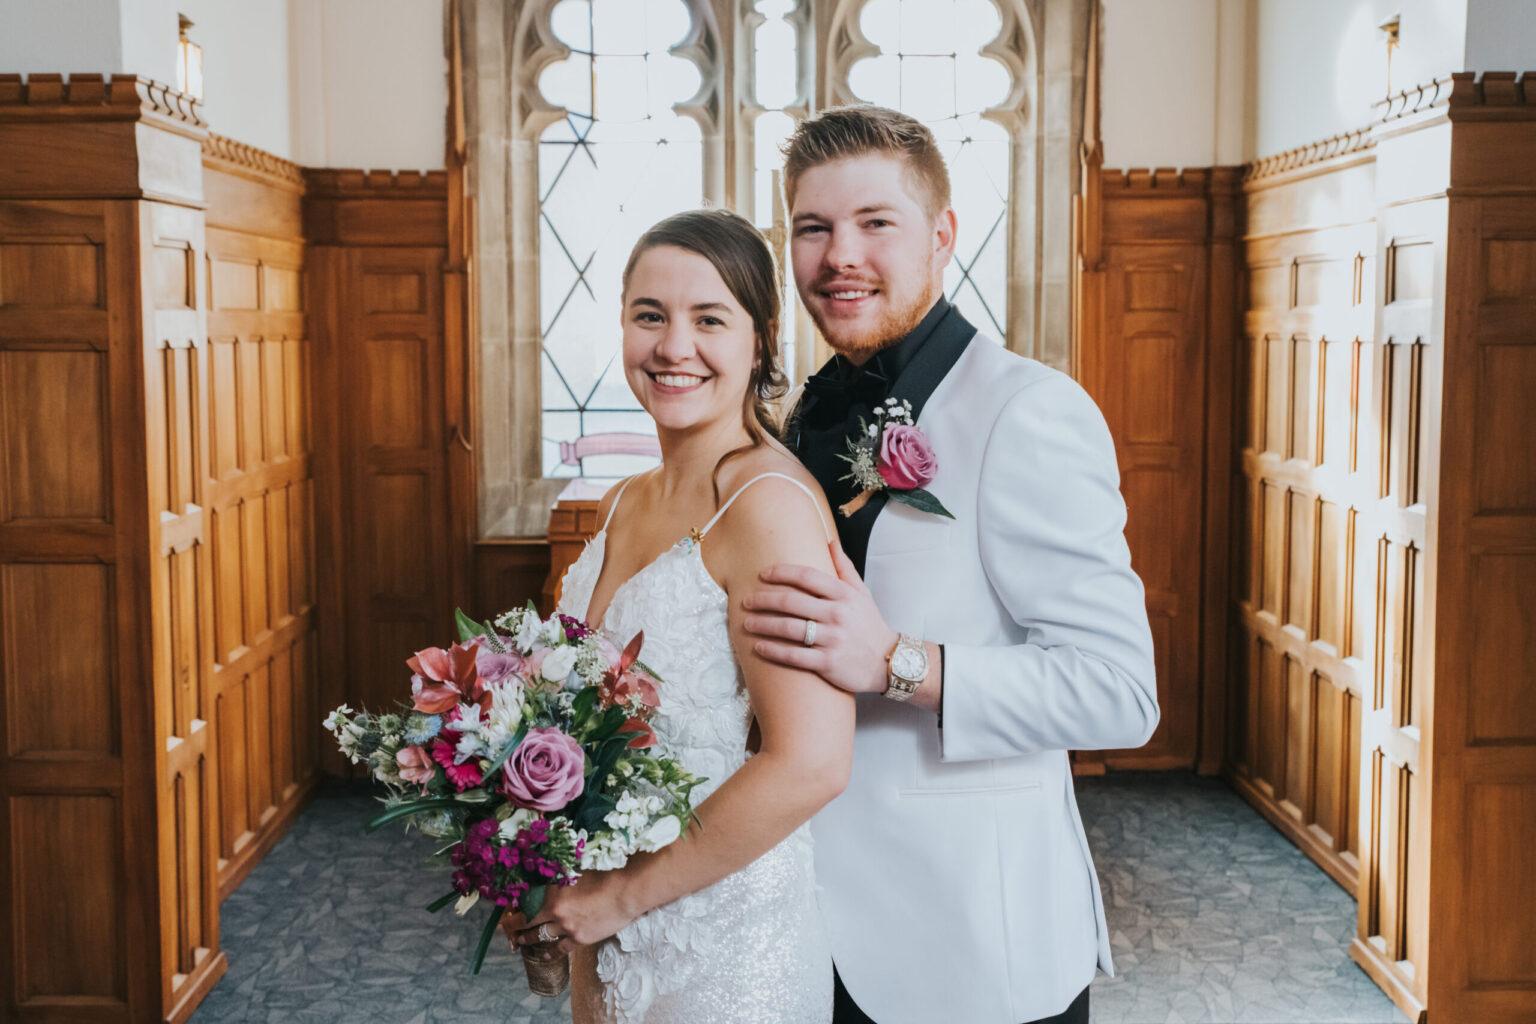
580, 527, 724, 636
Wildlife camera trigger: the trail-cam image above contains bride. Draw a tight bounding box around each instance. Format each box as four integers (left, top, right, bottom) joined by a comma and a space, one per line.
510, 208, 852, 1023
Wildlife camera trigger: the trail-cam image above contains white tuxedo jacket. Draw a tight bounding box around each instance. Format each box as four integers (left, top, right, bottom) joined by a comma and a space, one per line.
809, 336, 1158, 1023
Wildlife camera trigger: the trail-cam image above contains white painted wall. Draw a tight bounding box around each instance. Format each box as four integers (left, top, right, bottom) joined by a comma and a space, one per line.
289, 0, 447, 170
1100, 0, 1221, 169
1251, 0, 1468, 158
0, 0, 175, 83
1464, 0, 1536, 72
178, 0, 292, 158
0, 0, 446, 170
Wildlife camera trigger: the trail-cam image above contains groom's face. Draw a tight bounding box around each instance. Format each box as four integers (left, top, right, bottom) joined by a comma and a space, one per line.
789, 152, 956, 361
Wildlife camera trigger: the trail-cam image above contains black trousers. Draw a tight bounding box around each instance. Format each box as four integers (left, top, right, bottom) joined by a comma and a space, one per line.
832, 971, 1089, 1024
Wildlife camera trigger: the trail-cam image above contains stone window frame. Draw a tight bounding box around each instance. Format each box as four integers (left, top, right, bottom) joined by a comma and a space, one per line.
458, 0, 1090, 537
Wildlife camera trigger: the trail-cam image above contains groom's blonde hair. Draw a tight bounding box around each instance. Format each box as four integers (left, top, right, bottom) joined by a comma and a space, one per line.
781, 105, 952, 220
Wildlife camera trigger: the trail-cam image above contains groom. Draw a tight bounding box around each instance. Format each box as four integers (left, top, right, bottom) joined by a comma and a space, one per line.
742, 106, 1159, 1024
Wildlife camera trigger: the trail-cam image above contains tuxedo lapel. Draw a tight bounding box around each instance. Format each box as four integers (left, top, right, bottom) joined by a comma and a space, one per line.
860, 305, 976, 561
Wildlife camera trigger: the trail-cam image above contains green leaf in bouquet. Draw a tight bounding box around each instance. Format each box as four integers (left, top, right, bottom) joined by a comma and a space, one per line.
365, 796, 469, 834
888, 486, 955, 519
574, 790, 617, 833
454, 607, 483, 642
481, 720, 530, 780
587, 705, 629, 743
522, 883, 548, 919
571, 685, 599, 722
470, 903, 507, 975
426, 889, 460, 914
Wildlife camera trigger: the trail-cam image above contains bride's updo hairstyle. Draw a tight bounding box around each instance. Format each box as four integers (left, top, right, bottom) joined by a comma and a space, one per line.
621, 208, 789, 503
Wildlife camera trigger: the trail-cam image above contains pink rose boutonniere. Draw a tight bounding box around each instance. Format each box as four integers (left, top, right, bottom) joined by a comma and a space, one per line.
838, 398, 954, 519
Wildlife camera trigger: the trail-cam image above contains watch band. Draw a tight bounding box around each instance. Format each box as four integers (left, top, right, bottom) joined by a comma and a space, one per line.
884, 633, 927, 702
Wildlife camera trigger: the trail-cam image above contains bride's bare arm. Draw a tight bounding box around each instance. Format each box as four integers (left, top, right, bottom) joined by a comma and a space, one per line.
517, 474, 854, 951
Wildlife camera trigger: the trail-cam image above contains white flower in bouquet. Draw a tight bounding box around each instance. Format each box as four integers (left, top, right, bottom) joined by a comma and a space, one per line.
480, 683, 525, 751
322, 704, 353, 733
455, 891, 480, 916
536, 616, 566, 649
580, 832, 632, 872
637, 814, 682, 852
540, 645, 579, 684
496, 805, 538, 840
496, 606, 543, 653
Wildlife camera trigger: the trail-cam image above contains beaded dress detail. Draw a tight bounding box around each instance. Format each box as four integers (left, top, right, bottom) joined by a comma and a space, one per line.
557, 474, 833, 1024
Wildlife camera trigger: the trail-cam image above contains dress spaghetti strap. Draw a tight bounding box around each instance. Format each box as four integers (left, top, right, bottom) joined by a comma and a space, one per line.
601, 476, 638, 532
697, 472, 833, 543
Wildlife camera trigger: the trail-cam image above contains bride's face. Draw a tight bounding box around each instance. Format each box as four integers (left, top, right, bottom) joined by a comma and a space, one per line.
622, 245, 756, 436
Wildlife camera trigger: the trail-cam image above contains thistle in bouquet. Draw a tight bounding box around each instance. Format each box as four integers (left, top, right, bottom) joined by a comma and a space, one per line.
322, 603, 703, 983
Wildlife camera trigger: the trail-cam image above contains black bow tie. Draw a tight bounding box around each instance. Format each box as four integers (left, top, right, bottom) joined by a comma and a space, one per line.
801, 364, 892, 409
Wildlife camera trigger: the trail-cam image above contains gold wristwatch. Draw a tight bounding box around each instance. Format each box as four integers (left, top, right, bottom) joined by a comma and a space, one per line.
884, 633, 929, 702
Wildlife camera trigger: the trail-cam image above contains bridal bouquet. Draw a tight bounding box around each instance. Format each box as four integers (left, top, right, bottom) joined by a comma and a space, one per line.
324, 604, 702, 990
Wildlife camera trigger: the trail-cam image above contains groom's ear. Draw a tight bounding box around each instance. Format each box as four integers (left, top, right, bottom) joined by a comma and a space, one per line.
932, 208, 958, 270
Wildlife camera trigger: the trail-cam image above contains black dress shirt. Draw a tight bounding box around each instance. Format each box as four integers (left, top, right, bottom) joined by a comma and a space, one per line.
788, 297, 977, 574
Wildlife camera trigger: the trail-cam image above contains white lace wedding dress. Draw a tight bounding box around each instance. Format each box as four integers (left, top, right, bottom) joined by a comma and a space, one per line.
555, 473, 834, 1024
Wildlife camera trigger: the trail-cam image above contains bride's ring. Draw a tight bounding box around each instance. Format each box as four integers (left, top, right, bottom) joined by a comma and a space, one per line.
536, 923, 557, 944
802, 618, 817, 647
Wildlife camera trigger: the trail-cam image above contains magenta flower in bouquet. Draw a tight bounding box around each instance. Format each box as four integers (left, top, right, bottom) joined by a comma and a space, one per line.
323, 603, 701, 979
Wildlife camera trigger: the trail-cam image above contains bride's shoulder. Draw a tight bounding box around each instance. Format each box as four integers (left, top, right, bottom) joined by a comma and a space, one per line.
711, 451, 833, 559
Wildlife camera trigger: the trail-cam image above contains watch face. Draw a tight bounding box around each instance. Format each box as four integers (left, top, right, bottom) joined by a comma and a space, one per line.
890, 646, 926, 681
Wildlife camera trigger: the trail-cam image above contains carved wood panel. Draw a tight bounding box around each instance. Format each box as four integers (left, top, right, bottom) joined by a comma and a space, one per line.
310, 243, 451, 740
1075, 169, 1237, 773
1231, 156, 1381, 896
202, 153, 318, 900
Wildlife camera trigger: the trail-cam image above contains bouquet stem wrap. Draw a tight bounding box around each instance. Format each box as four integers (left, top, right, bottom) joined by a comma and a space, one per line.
520, 942, 570, 996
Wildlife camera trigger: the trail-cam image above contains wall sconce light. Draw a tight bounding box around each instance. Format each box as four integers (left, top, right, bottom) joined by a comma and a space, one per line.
177, 14, 204, 100
1379, 13, 1401, 94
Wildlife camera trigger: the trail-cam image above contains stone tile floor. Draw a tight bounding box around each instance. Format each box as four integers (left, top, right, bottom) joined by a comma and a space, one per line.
189, 773, 1405, 1024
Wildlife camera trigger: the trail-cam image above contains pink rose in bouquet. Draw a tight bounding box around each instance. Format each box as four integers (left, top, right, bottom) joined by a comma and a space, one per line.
877, 423, 937, 490
501, 728, 586, 811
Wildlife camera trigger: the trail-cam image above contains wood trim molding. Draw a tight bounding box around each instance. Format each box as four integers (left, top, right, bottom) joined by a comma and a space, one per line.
0, 72, 206, 136
202, 133, 305, 191
1446, 69, 1536, 119
1097, 167, 1220, 195
302, 169, 448, 198
1242, 127, 1376, 188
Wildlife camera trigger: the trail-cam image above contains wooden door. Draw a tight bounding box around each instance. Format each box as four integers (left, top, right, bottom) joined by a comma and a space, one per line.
323, 247, 452, 718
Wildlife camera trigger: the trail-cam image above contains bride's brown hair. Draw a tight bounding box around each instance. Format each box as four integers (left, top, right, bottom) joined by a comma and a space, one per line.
621, 209, 789, 504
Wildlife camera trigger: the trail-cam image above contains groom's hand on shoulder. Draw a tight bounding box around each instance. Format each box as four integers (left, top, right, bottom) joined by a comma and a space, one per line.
742, 541, 894, 696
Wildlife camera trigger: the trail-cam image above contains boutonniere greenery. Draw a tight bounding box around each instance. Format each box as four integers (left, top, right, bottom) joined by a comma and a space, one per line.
837, 398, 954, 520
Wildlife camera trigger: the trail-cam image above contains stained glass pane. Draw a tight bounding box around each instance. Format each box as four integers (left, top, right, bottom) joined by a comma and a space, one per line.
537, 0, 703, 478
851, 0, 1012, 340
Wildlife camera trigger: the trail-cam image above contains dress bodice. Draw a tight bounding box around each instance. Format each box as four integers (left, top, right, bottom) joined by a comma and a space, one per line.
557, 531, 750, 803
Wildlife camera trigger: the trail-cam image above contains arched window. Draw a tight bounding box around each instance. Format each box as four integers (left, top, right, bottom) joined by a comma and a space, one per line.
535, 0, 705, 478
459, 0, 1088, 530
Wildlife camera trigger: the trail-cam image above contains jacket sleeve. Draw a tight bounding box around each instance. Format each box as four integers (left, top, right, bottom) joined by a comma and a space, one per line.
938, 372, 1159, 763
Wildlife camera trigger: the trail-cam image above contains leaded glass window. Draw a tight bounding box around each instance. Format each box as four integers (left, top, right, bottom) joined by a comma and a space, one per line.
537, 0, 704, 478
848, 0, 1012, 339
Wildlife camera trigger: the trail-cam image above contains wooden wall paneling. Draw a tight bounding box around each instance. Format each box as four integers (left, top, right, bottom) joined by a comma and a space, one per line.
1076, 168, 1225, 772
1415, 72, 1536, 1024
0, 73, 227, 1024
303, 171, 459, 735
201, 137, 318, 900
1228, 140, 1379, 896
472, 538, 552, 621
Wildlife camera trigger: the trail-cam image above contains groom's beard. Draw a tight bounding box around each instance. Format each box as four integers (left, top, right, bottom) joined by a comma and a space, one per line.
806, 273, 940, 359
